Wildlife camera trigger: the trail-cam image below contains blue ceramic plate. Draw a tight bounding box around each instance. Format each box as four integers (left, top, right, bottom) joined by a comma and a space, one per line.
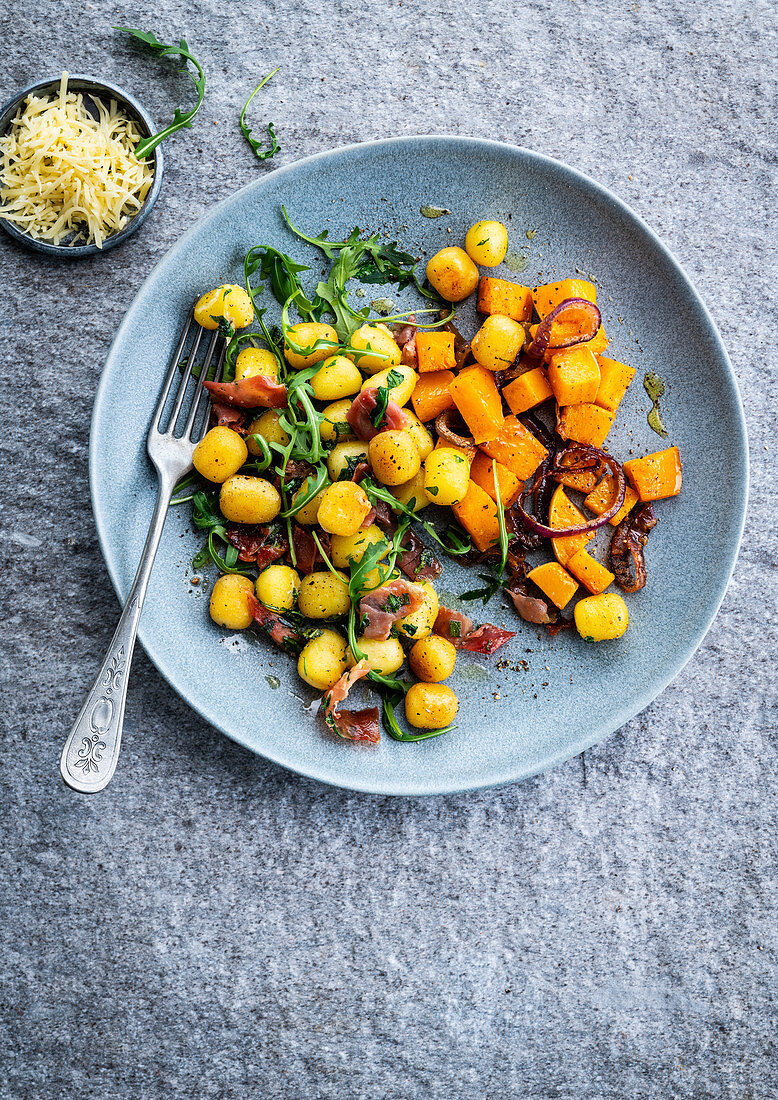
90, 137, 748, 795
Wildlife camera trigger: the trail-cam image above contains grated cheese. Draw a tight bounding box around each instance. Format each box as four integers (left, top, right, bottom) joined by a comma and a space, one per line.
0, 72, 154, 248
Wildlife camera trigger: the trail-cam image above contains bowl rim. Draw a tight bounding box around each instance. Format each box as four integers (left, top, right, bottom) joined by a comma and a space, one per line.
0, 72, 164, 257
90, 134, 750, 795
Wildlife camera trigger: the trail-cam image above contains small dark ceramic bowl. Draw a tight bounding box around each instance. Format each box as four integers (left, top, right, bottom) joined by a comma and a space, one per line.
0, 74, 164, 257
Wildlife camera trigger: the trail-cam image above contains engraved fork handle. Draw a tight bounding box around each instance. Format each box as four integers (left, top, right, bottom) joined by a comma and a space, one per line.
60, 470, 176, 793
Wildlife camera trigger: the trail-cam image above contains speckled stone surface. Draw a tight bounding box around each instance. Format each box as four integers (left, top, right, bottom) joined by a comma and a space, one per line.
0, 1, 775, 1097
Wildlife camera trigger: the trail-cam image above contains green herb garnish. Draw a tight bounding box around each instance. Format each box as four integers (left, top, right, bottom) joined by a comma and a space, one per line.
240, 68, 280, 162
114, 28, 206, 159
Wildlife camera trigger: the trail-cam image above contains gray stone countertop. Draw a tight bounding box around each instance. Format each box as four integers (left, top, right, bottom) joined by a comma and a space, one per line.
1, 1, 775, 1097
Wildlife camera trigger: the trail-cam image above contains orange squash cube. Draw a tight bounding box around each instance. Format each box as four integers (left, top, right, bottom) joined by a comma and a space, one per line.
556, 467, 600, 493
448, 364, 505, 444
566, 548, 615, 595
416, 331, 456, 374
623, 447, 682, 501
526, 562, 578, 610
480, 415, 548, 480
557, 403, 614, 448
533, 278, 597, 318
502, 367, 554, 415
596, 356, 636, 413
477, 277, 533, 322
548, 345, 601, 406
549, 483, 594, 565
411, 370, 456, 422
451, 480, 501, 553
584, 476, 639, 526
587, 327, 610, 356
470, 450, 523, 507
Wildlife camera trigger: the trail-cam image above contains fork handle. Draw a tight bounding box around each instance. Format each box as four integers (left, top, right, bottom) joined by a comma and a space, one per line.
60, 473, 176, 793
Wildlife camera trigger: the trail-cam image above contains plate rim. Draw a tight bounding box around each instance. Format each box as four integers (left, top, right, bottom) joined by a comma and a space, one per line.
89, 134, 749, 795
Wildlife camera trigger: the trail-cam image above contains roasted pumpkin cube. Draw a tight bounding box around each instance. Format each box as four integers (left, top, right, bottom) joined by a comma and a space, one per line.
532, 278, 597, 318
452, 480, 501, 553
470, 450, 523, 507
449, 364, 505, 444
480, 415, 547, 480
477, 277, 533, 322
624, 447, 682, 501
502, 366, 554, 415
548, 345, 601, 406
526, 562, 578, 610
557, 403, 614, 448
584, 476, 639, 526
549, 483, 594, 565
556, 467, 600, 493
415, 331, 456, 374
596, 356, 636, 413
411, 370, 456, 422
566, 548, 615, 595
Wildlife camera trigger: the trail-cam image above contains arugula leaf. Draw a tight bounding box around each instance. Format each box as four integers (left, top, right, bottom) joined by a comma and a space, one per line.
369, 368, 404, 429
114, 28, 206, 158
240, 68, 281, 162
245, 245, 314, 316
281, 207, 449, 337
492, 459, 509, 580
459, 572, 502, 604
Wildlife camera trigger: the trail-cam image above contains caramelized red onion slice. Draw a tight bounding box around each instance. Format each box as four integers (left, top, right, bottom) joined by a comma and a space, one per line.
435, 408, 475, 452
513, 448, 626, 538
527, 297, 602, 360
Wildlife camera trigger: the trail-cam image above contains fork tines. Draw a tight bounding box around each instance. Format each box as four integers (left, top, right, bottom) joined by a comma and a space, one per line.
150, 309, 227, 445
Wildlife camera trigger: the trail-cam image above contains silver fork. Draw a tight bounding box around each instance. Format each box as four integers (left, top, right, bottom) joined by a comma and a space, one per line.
59, 310, 226, 793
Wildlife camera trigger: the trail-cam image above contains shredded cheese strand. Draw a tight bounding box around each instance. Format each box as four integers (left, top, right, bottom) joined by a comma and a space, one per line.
0, 72, 154, 248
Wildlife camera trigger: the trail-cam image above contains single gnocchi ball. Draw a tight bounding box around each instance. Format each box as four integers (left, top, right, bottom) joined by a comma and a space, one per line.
409, 635, 457, 682
284, 322, 338, 369
291, 476, 330, 525
464, 220, 509, 267
425, 247, 479, 302
193, 426, 248, 483
297, 629, 349, 691
402, 410, 434, 460
209, 574, 255, 630
349, 636, 405, 675
219, 475, 281, 524
194, 285, 255, 331
404, 682, 459, 728
362, 363, 417, 407
396, 580, 439, 639
350, 323, 402, 374
471, 314, 525, 372
298, 570, 351, 619
234, 346, 279, 382
309, 354, 363, 401
423, 447, 470, 505
319, 398, 357, 445
326, 440, 369, 482
330, 524, 388, 570
316, 481, 372, 536
246, 409, 291, 454
255, 564, 300, 613
391, 469, 429, 513
574, 593, 629, 641
369, 429, 422, 486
